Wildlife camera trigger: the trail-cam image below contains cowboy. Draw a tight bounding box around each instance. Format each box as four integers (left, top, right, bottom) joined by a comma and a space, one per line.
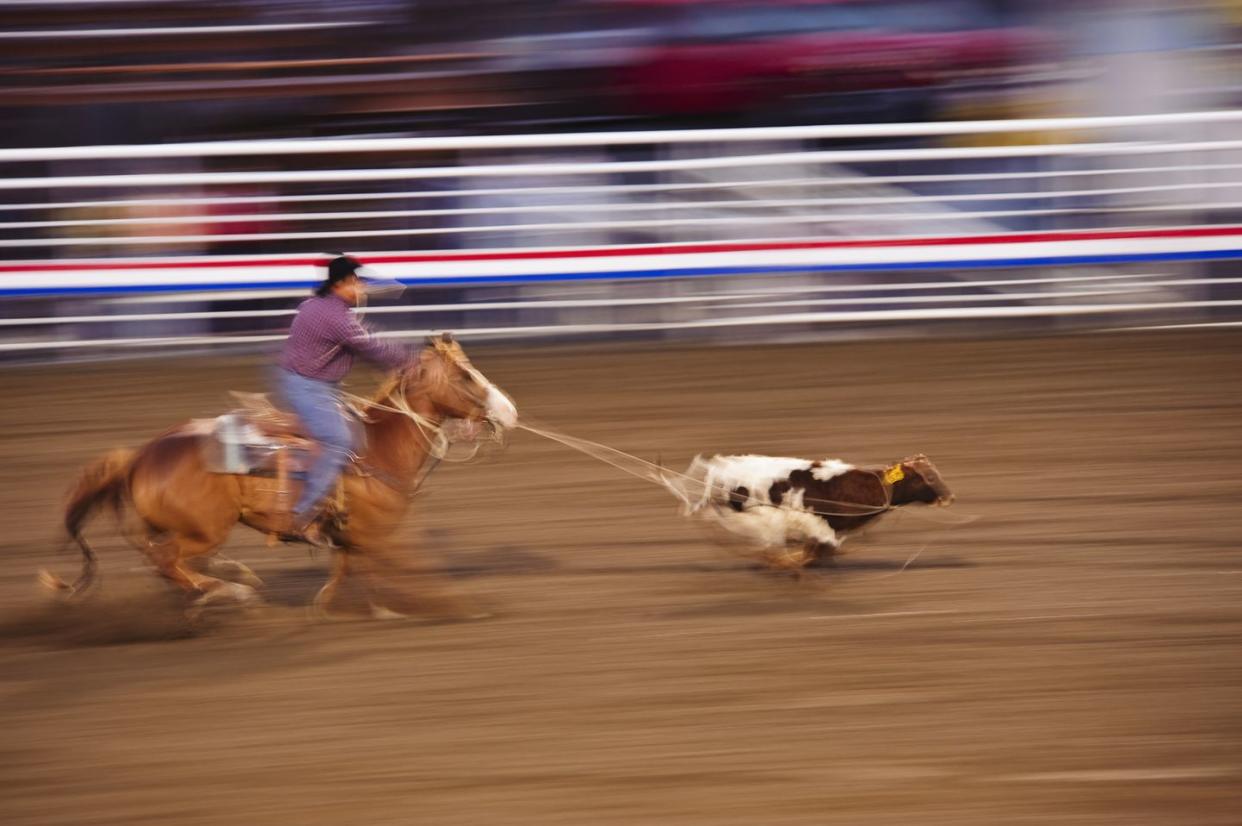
277, 254, 413, 547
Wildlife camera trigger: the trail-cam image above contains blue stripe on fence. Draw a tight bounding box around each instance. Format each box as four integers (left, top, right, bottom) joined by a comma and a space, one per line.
2, 248, 1241, 297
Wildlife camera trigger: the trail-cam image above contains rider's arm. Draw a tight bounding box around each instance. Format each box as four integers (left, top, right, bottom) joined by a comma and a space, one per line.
341, 314, 413, 371
319, 304, 412, 371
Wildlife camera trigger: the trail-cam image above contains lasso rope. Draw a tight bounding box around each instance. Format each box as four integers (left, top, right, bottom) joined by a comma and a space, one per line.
515, 419, 979, 577
342, 368, 973, 576
519, 419, 896, 517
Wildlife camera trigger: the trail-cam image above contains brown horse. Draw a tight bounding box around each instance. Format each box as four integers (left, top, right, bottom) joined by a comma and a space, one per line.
42, 333, 518, 618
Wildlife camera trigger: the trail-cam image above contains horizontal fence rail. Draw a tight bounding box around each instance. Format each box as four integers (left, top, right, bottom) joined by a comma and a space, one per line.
2, 110, 1241, 356
5, 109, 1242, 163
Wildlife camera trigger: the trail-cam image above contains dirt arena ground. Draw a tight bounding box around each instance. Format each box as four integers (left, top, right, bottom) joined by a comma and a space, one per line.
0, 331, 1239, 825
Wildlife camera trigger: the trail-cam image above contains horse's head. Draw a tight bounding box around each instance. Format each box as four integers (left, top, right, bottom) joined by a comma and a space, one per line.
893, 454, 954, 506
405, 333, 518, 430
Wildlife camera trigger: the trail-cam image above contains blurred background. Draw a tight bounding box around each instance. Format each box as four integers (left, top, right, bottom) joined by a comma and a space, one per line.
1, 0, 1241, 354
2, 0, 1239, 143
2, 4, 1242, 825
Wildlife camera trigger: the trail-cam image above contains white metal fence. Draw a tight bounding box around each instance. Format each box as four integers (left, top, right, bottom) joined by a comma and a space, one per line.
2, 110, 1241, 356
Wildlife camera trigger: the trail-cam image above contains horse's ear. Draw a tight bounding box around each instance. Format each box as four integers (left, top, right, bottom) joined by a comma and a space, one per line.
425, 332, 454, 350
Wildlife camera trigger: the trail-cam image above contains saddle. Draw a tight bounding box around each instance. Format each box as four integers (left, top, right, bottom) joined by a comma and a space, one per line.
227, 392, 315, 444
210, 392, 369, 465
197, 393, 366, 534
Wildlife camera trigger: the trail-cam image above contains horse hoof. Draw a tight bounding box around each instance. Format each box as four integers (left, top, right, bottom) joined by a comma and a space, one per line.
431, 607, 494, 623
205, 559, 265, 589
235, 572, 266, 590
194, 582, 261, 608
37, 569, 69, 593
186, 583, 262, 625
308, 596, 347, 622
219, 565, 265, 590
369, 603, 408, 621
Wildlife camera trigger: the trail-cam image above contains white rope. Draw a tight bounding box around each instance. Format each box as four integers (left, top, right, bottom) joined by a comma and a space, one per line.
340, 373, 504, 466
856, 508, 982, 580
339, 386, 461, 463
518, 420, 985, 581
517, 421, 894, 517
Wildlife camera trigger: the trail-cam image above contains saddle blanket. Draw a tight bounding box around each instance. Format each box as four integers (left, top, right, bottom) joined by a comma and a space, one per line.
192, 412, 311, 475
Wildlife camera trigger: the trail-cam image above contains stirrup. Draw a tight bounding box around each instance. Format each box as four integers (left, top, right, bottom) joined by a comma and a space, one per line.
278, 517, 339, 550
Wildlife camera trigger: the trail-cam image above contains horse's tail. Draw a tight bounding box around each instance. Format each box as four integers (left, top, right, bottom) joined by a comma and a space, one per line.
39, 448, 136, 597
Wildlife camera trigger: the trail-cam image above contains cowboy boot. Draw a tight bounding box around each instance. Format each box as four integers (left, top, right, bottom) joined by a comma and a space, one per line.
279, 510, 338, 551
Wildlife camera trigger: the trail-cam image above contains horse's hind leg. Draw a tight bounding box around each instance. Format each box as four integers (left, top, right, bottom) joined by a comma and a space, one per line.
189, 554, 264, 589
144, 534, 260, 608
135, 520, 262, 589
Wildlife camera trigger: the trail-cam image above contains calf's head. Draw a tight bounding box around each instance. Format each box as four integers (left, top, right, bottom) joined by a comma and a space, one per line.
891, 454, 954, 506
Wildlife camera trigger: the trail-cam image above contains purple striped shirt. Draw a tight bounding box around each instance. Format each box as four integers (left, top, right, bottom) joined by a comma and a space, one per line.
280, 294, 411, 382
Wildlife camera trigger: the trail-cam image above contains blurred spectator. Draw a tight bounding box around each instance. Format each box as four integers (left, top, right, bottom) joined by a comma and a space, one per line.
205, 185, 283, 255
1, 0, 1067, 144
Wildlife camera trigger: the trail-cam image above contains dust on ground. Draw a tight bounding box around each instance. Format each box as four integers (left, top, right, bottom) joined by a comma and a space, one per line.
1, 332, 1239, 825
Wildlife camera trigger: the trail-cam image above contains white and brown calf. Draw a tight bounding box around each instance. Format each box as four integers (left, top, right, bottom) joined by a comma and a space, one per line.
665, 453, 953, 569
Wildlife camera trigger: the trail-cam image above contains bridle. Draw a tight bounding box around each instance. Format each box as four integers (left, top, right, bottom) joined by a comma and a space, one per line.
340, 357, 502, 496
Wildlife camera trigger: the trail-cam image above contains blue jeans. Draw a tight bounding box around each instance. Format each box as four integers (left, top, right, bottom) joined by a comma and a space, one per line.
277, 369, 354, 519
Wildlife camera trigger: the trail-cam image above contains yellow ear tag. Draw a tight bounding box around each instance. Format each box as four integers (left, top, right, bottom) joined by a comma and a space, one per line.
883, 466, 905, 485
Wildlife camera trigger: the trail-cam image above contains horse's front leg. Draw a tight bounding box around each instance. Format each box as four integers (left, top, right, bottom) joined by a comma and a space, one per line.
351, 539, 489, 622
310, 550, 352, 619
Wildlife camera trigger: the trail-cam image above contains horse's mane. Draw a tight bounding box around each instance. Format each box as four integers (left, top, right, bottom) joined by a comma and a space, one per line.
367, 345, 456, 407
370, 371, 406, 405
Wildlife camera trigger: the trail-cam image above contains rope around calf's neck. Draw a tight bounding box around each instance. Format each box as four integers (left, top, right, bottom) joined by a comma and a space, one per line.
515, 419, 981, 579
521, 420, 980, 526
516, 419, 898, 518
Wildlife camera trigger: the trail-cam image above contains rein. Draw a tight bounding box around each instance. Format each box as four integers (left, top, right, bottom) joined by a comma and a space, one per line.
338, 368, 498, 495
345, 371, 491, 463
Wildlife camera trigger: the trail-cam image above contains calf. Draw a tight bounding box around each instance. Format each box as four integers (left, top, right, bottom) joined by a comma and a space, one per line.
664, 453, 953, 569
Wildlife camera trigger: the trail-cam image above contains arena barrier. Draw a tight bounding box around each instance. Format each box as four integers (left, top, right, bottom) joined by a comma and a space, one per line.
2, 110, 1240, 353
